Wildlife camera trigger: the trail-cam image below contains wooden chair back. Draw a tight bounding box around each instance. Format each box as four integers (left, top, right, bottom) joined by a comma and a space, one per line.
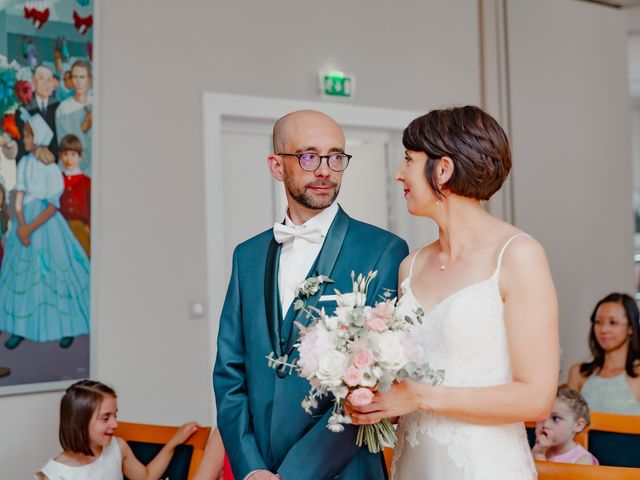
536, 460, 640, 479
585, 412, 640, 467
117, 421, 211, 480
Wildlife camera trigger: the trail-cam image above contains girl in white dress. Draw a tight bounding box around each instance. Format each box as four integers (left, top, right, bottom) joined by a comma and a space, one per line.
36, 380, 199, 480
347, 106, 559, 479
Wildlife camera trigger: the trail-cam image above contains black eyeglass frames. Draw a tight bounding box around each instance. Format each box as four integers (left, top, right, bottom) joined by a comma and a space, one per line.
277, 152, 351, 172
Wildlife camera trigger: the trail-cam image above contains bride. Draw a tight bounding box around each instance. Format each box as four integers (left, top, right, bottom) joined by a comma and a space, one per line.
347, 106, 559, 479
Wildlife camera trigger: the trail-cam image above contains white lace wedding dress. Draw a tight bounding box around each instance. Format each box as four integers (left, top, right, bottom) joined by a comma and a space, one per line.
391, 235, 537, 480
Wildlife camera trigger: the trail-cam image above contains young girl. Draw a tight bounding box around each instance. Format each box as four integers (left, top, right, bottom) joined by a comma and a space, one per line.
532, 386, 599, 465
35, 379, 200, 480
0, 112, 90, 350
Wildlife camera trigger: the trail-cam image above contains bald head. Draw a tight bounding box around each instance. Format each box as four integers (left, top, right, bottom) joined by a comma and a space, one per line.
272, 110, 344, 153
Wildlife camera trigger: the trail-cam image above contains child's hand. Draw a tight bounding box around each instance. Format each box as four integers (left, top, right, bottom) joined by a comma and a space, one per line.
532, 430, 554, 460
35, 147, 55, 165
168, 422, 199, 448
17, 224, 31, 246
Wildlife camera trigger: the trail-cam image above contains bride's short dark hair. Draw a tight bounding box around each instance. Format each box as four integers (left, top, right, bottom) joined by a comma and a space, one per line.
402, 106, 511, 200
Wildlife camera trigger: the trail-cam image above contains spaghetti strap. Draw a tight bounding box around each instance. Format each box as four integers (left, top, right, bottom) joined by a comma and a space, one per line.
408, 247, 424, 282
495, 233, 530, 273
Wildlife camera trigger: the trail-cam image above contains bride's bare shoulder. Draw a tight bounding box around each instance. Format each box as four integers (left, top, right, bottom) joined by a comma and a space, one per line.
499, 230, 547, 266
399, 242, 439, 280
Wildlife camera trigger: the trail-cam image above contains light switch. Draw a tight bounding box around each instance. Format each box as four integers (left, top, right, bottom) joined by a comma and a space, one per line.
189, 301, 206, 319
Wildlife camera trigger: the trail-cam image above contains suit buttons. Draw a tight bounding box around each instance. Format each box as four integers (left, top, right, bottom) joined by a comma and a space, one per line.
276, 367, 287, 379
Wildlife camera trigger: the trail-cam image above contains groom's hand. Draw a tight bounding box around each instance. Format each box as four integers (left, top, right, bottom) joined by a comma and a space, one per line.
248, 470, 280, 480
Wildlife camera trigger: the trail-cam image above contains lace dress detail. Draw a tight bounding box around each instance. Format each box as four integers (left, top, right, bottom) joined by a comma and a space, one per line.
391, 235, 537, 480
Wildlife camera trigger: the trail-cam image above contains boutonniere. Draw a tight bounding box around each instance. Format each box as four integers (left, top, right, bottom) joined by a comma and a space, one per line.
293, 274, 334, 311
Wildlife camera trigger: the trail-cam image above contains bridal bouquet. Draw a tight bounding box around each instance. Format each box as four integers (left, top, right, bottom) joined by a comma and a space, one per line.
271, 271, 444, 453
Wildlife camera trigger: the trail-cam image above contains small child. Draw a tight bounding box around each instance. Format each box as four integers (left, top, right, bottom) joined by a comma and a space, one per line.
532, 385, 598, 465
35, 380, 199, 480
58, 134, 90, 258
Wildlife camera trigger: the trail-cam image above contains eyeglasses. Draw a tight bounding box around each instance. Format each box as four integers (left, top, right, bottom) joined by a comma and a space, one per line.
277, 152, 351, 172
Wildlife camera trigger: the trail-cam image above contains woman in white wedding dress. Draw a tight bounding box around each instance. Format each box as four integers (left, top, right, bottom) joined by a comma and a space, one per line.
348, 106, 559, 479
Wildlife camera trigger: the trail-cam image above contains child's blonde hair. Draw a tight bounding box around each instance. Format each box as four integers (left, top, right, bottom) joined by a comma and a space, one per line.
557, 385, 591, 428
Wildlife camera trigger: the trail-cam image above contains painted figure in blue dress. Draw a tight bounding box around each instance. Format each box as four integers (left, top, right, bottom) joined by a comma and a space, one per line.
0, 112, 90, 350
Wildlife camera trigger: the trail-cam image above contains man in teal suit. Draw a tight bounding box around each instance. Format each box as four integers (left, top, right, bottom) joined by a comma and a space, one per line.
214, 110, 408, 480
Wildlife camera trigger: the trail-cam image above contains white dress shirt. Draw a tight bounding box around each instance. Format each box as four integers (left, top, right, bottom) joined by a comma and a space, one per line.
37, 96, 48, 113
277, 202, 339, 315
243, 203, 339, 480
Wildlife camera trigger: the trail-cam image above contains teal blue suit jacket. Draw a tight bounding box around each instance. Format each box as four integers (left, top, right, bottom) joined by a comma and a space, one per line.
214, 207, 408, 480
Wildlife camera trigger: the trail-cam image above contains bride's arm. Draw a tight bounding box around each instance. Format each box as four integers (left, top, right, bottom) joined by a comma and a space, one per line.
350, 236, 559, 425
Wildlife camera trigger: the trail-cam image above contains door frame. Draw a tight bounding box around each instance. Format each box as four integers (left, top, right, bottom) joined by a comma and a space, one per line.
202, 92, 421, 423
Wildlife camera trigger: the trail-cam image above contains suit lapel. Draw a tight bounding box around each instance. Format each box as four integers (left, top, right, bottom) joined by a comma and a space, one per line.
264, 237, 284, 358
282, 207, 350, 355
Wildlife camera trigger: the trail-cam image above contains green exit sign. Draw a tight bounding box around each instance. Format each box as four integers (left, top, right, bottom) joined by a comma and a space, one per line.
321, 71, 354, 98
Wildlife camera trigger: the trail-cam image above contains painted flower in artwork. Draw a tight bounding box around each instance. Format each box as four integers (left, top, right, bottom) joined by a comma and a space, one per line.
14, 80, 33, 106
2, 114, 20, 140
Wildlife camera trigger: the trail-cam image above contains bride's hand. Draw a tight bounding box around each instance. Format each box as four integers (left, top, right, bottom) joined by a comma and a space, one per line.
346, 380, 430, 425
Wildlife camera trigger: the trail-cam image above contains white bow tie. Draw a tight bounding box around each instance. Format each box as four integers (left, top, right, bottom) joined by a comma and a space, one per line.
273, 223, 323, 244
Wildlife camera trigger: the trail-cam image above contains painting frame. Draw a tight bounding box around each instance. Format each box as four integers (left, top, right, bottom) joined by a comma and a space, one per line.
0, 0, 98, 396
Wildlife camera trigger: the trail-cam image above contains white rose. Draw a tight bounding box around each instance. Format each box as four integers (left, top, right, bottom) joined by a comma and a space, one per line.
374, 331, 409, 371
297, 324, 335, 378
315, 351, 350, 388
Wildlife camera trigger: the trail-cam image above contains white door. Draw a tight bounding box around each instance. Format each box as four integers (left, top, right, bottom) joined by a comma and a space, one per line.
220, 119, 421, 278
205, 94, 436, 425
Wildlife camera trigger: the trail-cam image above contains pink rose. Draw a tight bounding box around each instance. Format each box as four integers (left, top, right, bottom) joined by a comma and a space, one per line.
372, 301, 394, 323
364, 317, 388, 332
364, 301, 395, 332
342, 366, 362, 387
348, 387, 374, 407
352, 348, 374, 369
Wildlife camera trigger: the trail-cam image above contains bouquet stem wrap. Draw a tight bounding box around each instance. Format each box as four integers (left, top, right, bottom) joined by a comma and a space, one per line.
356, 419, 396, 453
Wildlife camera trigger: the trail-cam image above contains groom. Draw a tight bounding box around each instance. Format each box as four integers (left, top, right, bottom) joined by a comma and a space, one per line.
214, 110, 408, 480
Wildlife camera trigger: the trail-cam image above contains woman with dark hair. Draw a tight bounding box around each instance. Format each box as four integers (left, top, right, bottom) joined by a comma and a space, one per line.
347, 106, 559, 479
567, 293, 640, 414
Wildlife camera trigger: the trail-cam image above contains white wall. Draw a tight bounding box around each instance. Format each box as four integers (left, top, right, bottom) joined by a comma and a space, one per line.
0, 1, 481, 477
507, 0, 635, 378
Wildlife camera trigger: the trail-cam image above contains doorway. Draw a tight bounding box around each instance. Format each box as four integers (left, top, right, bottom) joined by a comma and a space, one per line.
203, 92, 435, 422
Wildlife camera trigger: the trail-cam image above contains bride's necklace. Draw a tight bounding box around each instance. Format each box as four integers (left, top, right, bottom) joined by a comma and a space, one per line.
437, 251, 448, 272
